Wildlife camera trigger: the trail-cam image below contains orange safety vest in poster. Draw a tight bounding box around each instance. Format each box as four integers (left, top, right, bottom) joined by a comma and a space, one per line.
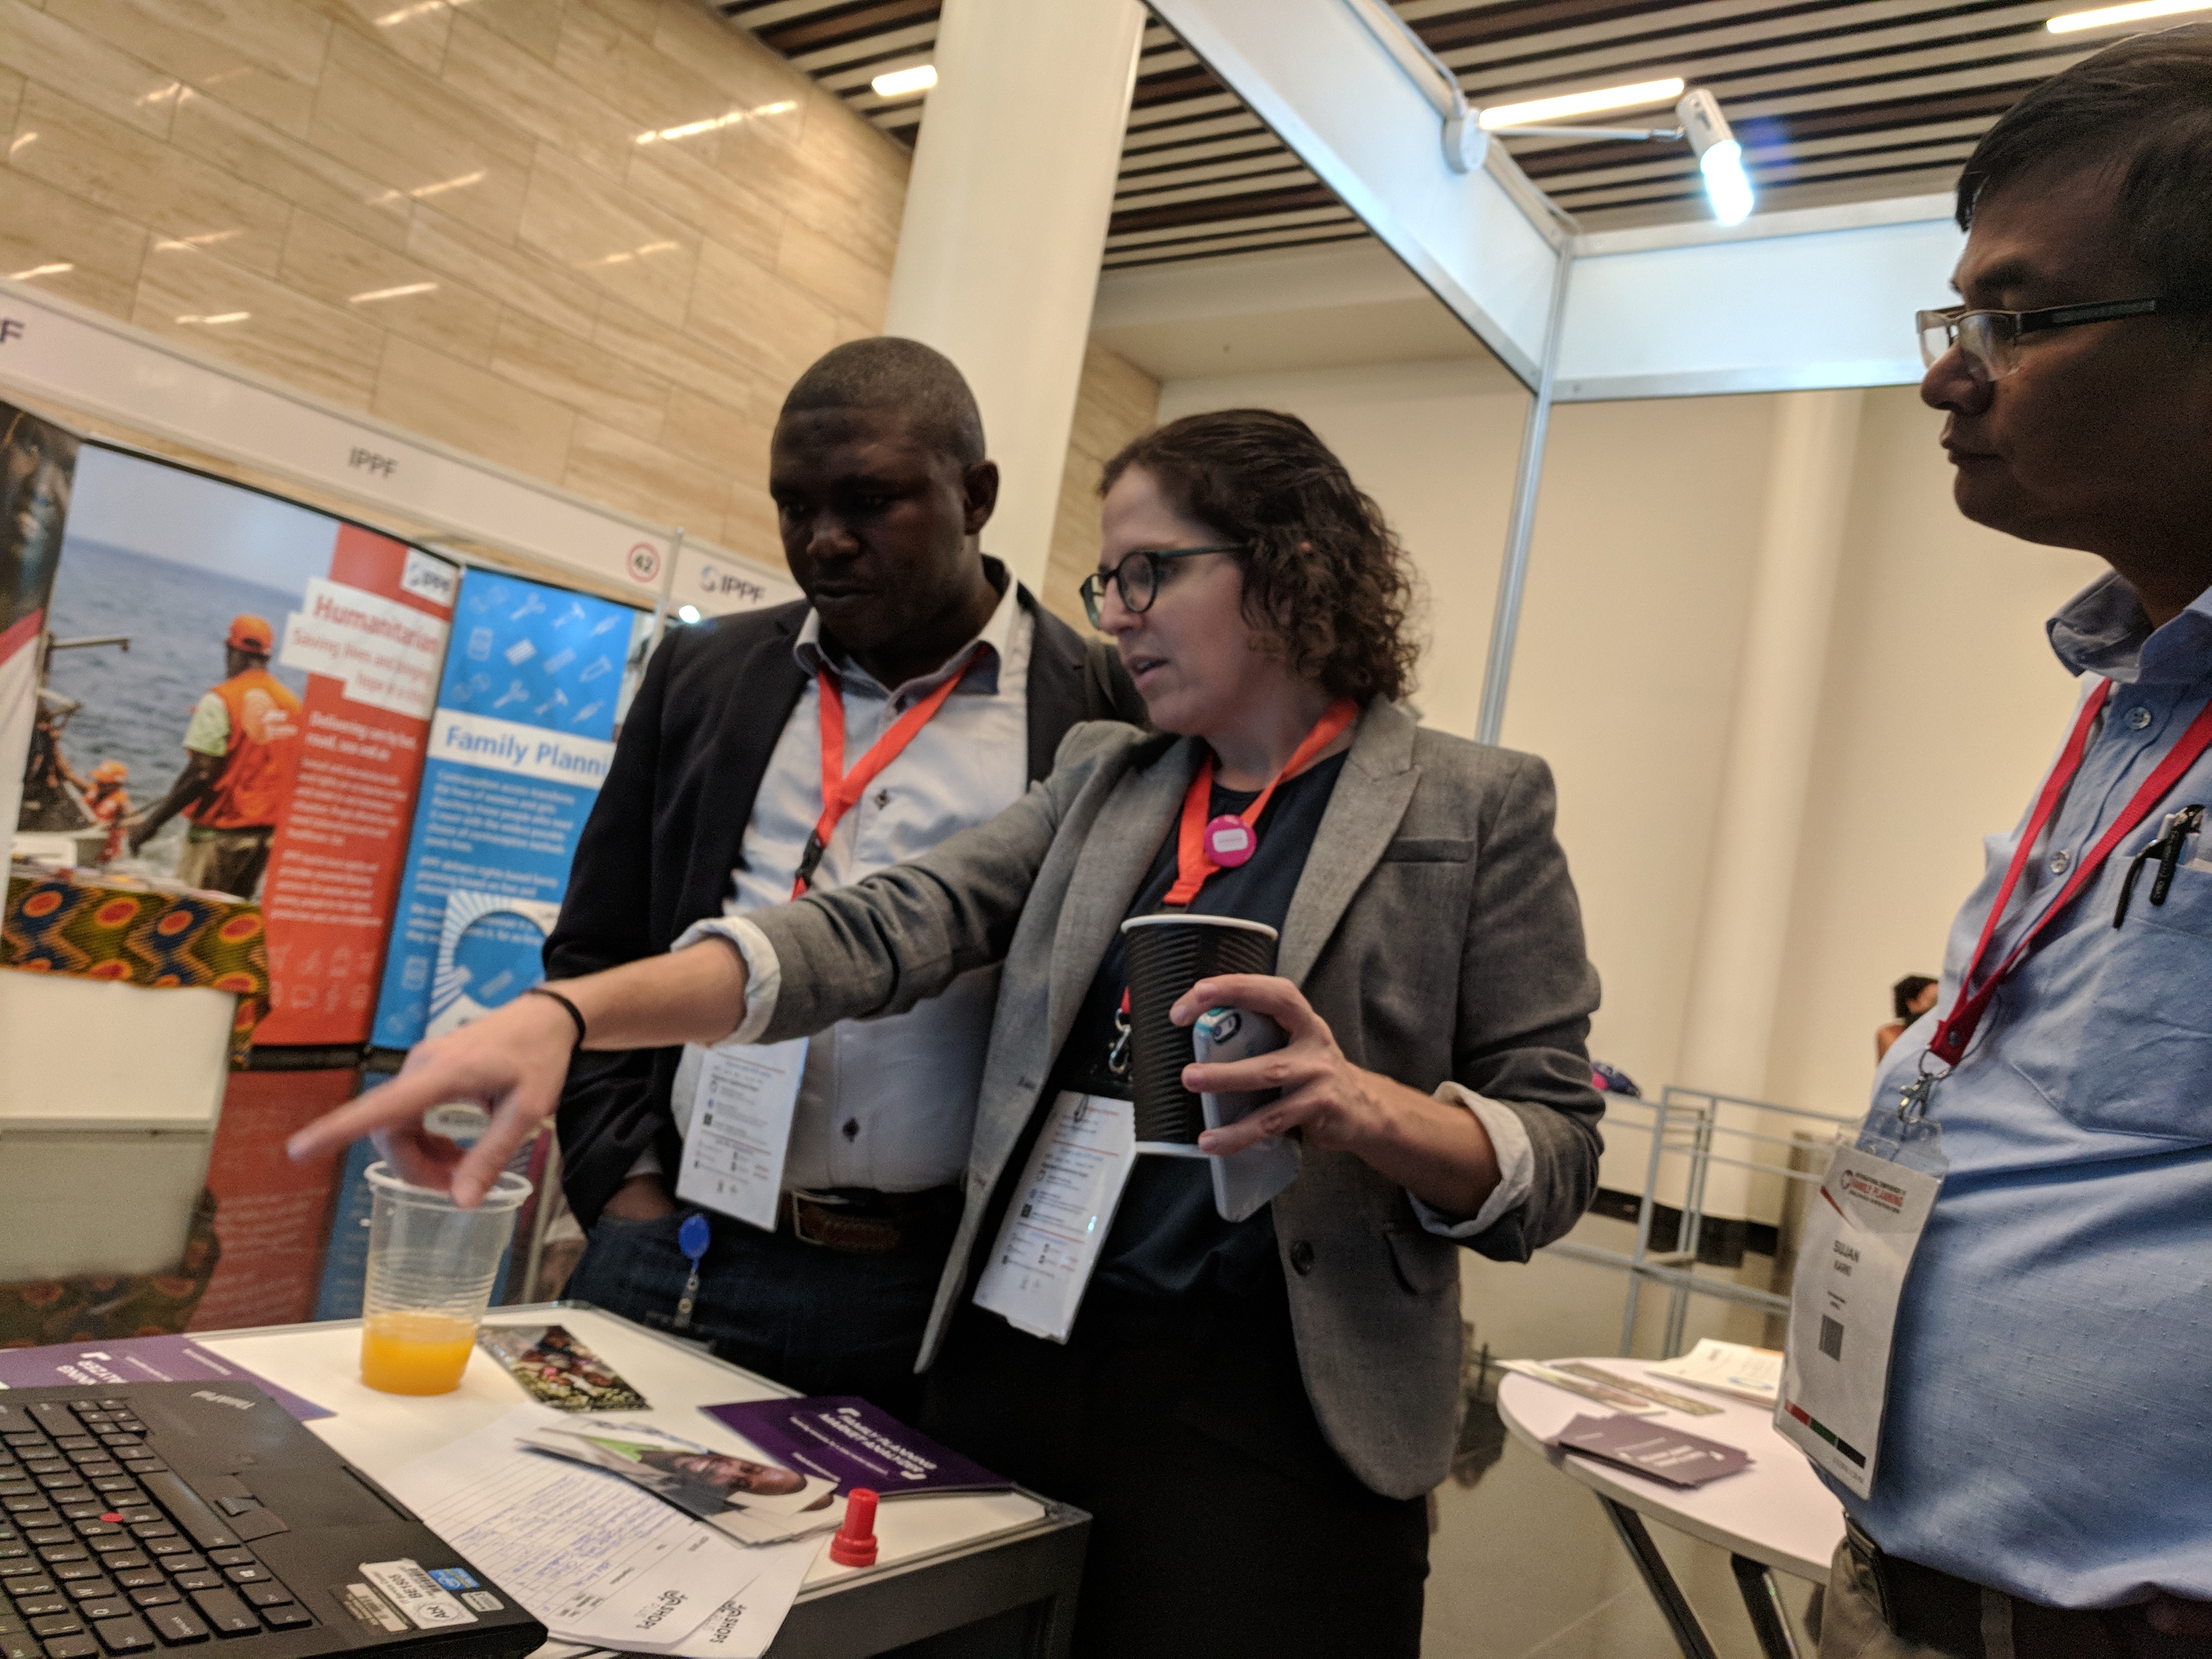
185, 667, 304, 830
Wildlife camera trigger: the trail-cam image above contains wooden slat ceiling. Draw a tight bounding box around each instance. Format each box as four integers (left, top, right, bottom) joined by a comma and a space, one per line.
716, 1, 2114, 269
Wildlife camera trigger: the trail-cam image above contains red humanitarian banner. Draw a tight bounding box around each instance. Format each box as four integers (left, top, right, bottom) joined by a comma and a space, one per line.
255, 525, 454, 1044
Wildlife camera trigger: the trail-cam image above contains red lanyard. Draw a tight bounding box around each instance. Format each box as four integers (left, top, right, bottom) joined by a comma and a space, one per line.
1159, 699, 1358, 908
791, 666, 966, 896
1927, 679, 2212, 1064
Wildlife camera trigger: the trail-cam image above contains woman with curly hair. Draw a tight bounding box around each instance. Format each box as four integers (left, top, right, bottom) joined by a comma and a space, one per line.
301, 408, 1604, 1658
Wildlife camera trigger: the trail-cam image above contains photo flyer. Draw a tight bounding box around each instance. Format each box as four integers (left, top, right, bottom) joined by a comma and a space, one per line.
516, 1416, 842, 1546
476, 1323, 650, 1412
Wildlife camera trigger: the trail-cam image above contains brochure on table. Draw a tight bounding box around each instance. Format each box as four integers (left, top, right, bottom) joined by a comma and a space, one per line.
385, 1404, 816, 1659
369, 569, 649, 1050
0, 1333, 329, 1421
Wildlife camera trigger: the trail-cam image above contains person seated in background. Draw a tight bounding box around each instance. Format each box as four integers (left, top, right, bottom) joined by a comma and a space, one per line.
292, 408, 1606, 1659
1873, 972, 1937, 1061
519, 337, 1141, 1420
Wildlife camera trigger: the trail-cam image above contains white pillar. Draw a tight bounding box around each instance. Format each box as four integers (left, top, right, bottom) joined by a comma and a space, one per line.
1673, 389, 1863, 1214
882, 0, 1145, 590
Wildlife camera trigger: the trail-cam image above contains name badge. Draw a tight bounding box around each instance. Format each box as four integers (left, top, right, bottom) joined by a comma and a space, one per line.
1774, 1142, 1942, 1497
673, 1036, 809, 1231
972, 1092, 1136, 1343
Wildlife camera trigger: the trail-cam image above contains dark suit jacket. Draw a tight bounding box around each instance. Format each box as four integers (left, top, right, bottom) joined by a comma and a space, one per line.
546, 566, 1146, 1228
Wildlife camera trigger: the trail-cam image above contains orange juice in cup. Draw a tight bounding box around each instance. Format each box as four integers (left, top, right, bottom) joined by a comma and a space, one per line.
358, 1162, 532, 1396
360, 1309, 481, 1395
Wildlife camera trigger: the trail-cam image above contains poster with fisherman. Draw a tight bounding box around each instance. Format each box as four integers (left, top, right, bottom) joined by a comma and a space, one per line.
17, 441, 457, 1046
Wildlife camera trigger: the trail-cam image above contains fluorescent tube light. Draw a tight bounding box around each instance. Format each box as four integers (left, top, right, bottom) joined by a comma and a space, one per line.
2048, 0, 2212, 30
1479, 77, 1685, 131
870, 64, 937, 98
677, 605, 702, 624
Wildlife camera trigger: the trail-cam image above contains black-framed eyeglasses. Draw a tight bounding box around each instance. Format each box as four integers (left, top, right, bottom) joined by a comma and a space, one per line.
1079, 544, 1244, 628
1915, 297, 2180, 384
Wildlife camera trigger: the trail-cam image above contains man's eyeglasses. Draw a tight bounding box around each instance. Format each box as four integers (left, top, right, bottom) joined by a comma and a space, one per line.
1915, 297, 2179, 384
1079, 545, 1243, 628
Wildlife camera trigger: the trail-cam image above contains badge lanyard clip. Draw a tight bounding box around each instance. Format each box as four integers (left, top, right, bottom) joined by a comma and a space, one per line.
674, 1212, 710, 1331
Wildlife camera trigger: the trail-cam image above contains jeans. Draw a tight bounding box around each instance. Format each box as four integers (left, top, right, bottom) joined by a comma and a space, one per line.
562, 1208, 950, 1422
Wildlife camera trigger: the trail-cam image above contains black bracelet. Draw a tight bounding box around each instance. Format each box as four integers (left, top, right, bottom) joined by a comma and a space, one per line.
525, 985, 588, 1052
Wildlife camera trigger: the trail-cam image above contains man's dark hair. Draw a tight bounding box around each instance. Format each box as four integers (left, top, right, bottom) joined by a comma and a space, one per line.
1101, 409, 1422, 705
1956, 22, 2212, 309
779, 337, 987, 466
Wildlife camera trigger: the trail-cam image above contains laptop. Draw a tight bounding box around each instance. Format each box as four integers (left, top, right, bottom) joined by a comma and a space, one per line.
0, 1383, 545, 1659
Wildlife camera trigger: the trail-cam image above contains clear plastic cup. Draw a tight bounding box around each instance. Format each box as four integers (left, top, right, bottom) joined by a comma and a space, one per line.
358, 1162, 532, 1395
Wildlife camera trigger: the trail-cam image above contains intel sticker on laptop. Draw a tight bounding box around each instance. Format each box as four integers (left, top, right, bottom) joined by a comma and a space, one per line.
357, 1560, 479, 1627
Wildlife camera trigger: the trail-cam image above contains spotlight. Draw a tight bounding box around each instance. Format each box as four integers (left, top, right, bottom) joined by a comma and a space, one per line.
1677, 89, 1754, 226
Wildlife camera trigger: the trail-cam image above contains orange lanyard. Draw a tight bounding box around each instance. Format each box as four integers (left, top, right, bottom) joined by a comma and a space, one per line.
1159, 699, 1358, 908
791, 666, 966, 896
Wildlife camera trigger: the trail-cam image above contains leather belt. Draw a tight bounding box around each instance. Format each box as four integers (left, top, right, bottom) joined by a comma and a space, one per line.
1846, 1520, 2211, 1658
777, 1186, 961, 1255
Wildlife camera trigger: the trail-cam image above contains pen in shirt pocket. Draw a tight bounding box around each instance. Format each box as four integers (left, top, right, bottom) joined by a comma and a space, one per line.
2115, 803, 2205, 926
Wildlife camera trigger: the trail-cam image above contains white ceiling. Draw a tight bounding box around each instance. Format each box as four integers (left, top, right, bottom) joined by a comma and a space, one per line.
1090, 241, 1521, 386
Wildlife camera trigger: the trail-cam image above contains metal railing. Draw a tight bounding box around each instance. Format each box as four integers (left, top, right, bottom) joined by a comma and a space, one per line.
1544, 1085, 1857, 1358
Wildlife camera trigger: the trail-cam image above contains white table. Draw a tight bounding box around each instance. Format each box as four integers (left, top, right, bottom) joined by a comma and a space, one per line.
1496, 1361, 1845, 1659
197, 1302, 1089, 1658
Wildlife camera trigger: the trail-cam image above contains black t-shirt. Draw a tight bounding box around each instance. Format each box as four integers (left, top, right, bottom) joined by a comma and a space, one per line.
1044, 751, 1348, 1303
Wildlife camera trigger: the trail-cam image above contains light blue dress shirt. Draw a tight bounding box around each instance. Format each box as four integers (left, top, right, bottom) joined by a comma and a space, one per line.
1844, 571, 2212, 1608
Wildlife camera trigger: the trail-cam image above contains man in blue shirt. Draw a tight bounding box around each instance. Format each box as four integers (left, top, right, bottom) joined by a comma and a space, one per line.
1816, 24, 2212, 1659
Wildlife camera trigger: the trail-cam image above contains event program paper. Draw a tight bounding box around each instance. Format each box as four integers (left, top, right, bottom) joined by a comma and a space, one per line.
384, 1405, 814, 1658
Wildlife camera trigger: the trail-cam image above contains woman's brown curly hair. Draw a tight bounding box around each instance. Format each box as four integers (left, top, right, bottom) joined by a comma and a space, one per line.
1099, 409, 1423, 704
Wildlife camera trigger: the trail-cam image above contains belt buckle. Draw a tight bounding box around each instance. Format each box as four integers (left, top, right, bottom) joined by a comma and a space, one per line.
787, 1190, 838, 1249
789, 1191, 902, 1253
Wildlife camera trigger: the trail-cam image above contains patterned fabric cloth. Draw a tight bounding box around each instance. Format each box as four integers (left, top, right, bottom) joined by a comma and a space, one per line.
2, 861, 270, 1061
0, 1194, 220, 1346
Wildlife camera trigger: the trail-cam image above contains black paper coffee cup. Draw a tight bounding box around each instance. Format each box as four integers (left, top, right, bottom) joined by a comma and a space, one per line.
1120, 914, 1279, 1143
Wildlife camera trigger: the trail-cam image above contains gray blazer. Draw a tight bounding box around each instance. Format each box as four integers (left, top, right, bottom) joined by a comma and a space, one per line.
746, 697, 1604, 1499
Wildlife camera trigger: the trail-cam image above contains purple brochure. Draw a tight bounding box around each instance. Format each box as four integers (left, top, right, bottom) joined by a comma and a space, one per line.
1548, 1413, 1751, 1488
702, 1396, 1011, 1499
0, 1336, 333, 1422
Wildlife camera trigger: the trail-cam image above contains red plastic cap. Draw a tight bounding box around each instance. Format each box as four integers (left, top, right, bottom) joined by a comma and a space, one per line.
828, 1487, 879, 1568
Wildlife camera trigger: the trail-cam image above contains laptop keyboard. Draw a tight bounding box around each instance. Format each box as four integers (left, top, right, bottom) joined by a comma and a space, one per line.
0, 1400, 315, 1659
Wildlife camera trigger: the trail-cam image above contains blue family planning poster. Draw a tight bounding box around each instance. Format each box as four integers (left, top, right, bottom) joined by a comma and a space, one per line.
370, 570, 648, 1049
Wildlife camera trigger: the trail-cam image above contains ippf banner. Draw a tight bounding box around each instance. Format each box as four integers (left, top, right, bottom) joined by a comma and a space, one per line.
370, 570, 646, 1050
